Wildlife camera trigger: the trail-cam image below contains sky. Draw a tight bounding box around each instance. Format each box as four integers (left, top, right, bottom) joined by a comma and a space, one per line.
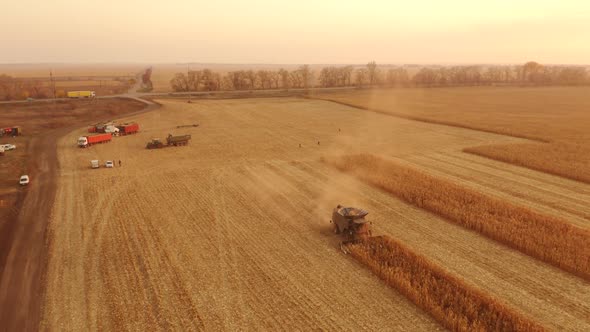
1, 0, 589, 64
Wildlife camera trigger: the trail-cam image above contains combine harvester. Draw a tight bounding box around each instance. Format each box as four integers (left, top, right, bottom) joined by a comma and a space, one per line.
330, 205, 373, 253
146, 134, 191, 149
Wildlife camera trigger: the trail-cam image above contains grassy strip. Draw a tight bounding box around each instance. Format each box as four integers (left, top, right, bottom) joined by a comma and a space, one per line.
345, 236, 544, 331
327, 154, 590, 280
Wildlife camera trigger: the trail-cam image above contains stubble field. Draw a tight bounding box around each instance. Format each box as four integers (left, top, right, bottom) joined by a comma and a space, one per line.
43, 98, 590, 330
315, 86, 590, 183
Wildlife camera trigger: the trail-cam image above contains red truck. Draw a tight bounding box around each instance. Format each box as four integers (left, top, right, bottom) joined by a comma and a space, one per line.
1, 126, 21, 137
77, 133, 112, 148
117, 123, 139, 135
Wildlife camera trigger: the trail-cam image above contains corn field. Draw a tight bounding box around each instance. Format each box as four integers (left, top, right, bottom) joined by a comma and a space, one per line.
345, 236, 544, 331
327, 154, 590, 280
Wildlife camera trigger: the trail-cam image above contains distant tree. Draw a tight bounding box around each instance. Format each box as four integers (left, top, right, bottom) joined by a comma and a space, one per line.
279, 69, 290, 89
413, 68, 437, 86
318, 67, 336, 87
557, 66, 588, 85
191, 69, 205, 91
385, 67, 410, 86
521, 61, 543, 83
141, 67, 154, 91
355, 68, 368, 87
29, 80, 46, 98
289, 70, 303, 88
0, 74, 14, 100
201, 69, 220, 91
170, 73, 189, 92
366, 61, 379, 85
299, 65, 312, 89
257, 70, 271, 89
269, 71, 280, 89
244, 70, 257, 89
225, 71, 247, 90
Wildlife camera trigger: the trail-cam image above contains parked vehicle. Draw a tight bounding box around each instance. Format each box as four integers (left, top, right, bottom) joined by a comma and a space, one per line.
78, 133, 112, 148
166, 134, 191, 146
104, 125, 120, 135
91, 160, 100, 168
19, 175, 29, 186
67, 91, 95, 98
0, 127, 21, 137
146, 134, 191, 149
1, 144, 16, 151
117, 123, 139, 135
105, 161, 114, 168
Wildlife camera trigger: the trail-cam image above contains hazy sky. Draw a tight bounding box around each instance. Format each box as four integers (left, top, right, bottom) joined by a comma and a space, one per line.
1, 0, 589, 64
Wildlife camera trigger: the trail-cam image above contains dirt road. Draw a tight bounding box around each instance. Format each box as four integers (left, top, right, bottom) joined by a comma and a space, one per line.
0, 133, 58, 331
0, 99, 155, 331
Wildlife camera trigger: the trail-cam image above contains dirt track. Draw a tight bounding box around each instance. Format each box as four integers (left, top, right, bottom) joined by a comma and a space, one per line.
0, 99, 155, 331
0, 133, 58, 330
40, 98, 590, 330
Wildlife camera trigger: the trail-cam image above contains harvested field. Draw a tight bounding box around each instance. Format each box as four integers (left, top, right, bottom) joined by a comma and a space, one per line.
326, 153, 590, 280
42, 98, 590, 330
314, 86, 590, 183
345, 236, 543, 331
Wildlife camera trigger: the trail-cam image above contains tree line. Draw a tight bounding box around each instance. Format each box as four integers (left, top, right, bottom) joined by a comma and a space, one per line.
170, 65, 315, 92
171, 61, 590, 92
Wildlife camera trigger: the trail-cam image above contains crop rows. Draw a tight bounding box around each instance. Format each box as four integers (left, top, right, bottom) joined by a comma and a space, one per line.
326, 153, 590, 280
465, 142, 590, 184
345, 236, 544, 331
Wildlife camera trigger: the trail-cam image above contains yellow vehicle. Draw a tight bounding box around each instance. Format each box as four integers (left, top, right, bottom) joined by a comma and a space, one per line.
67, 90, 96, 98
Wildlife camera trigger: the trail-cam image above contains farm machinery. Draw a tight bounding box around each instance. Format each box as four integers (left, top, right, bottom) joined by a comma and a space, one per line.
146, 134, 191, 149
330, 205, 372, 253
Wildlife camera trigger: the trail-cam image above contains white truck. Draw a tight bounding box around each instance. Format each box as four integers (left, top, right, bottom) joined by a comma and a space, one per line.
91, 160, 100, 169
104, 125, 120, 135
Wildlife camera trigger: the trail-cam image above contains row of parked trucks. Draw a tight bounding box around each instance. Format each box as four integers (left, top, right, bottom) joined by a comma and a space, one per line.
78, 122, 140, 148
88, 122, 139, 136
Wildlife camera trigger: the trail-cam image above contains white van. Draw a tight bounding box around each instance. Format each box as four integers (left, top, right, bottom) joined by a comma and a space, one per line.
19, 175, 30, 185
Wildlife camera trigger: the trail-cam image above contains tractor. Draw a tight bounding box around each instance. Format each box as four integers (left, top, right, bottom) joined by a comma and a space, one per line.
146, 138, 164, 149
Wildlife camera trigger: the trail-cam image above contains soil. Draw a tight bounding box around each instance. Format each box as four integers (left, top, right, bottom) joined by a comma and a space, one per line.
0, 98, 152, 331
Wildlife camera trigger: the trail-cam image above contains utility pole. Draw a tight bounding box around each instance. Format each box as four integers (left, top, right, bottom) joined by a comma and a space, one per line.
50, 69, 56, 109
187, 64, 192, 103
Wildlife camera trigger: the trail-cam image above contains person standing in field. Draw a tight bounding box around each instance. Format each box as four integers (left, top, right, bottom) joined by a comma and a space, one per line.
119, 160, 122, 167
